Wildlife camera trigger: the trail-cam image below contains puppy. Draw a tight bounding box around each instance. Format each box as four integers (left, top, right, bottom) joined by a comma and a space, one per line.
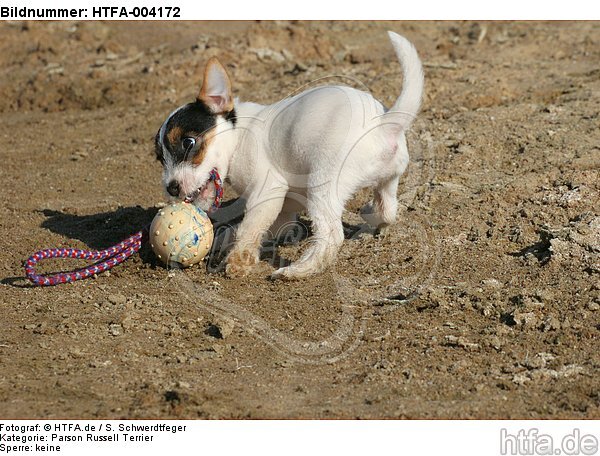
154, 31, 424, 279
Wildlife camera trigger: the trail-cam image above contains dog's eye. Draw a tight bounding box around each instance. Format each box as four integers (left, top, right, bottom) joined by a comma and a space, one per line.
182, 137, 196, 152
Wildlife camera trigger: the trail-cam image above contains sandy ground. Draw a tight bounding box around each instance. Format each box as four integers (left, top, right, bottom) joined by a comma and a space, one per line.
0, 21, 598, 419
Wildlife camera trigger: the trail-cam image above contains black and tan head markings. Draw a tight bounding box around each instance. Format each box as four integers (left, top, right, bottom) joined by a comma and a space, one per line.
158, 101, 215, 165
155, 100, 237, 166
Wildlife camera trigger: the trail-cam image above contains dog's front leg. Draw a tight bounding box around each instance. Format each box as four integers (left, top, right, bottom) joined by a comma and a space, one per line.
272, 191, 345, 279
225, 188, 287, 277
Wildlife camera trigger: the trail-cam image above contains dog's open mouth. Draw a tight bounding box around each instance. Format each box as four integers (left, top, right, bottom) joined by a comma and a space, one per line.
184, 179, 215, 208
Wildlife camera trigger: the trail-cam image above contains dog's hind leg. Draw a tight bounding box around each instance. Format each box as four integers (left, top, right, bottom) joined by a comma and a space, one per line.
360, 175, 400, 231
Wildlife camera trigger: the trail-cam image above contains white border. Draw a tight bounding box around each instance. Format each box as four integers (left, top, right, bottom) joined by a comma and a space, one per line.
1, 420, 599, 456
7, 0, 600, 19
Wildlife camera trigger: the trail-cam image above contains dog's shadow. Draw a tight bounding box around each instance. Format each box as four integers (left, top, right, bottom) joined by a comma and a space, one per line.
38, 205, 160, 266
29, 199, 376, 276
3, 205, 159, 287
35, 200, 245, 270
40, 206, 155, 249
208, 205, 377, 273
33, 199, 246, 273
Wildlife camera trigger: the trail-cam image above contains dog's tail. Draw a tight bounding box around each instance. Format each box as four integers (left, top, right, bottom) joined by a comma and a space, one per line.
385, 31, 424, 132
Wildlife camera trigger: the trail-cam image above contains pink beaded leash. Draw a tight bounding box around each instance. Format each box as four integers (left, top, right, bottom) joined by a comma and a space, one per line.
25, 169, 223, 287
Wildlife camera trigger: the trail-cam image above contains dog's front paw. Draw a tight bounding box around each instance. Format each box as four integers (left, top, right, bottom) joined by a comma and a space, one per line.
270, 266, 295, 281
373, 225, 389, 239
225, 248, 259, 278
225, 261, 250, 278
271, 264, 314, 280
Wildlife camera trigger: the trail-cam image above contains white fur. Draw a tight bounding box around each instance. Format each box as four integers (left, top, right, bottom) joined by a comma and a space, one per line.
169, 31, 424, 279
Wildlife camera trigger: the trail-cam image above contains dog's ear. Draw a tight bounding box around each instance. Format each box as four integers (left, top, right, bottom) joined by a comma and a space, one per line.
198, 57, 233, 114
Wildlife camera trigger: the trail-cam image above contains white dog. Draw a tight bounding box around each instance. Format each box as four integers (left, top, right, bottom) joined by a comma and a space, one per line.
154, 31, 424, 279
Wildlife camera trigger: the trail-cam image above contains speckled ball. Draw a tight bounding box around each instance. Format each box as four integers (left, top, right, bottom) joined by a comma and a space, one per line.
149, 202, 214, 268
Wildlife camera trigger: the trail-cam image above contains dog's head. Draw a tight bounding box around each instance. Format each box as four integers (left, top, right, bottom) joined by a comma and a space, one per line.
155, 57, 236, 210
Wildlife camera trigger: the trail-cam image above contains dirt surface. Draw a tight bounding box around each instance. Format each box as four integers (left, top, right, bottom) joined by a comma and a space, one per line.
0, 21, 599, 419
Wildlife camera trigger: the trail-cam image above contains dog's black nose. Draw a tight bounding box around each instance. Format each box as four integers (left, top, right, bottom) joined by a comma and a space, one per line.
166, 180, 180, 197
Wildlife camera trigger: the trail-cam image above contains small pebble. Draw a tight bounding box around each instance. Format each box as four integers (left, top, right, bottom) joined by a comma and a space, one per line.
107, 294, 126, 305
206, 317, 235, 339
512, 373, 530, 385
108, 323, 122, 336
587, 302, 599, 311
482, 278, 502, 289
